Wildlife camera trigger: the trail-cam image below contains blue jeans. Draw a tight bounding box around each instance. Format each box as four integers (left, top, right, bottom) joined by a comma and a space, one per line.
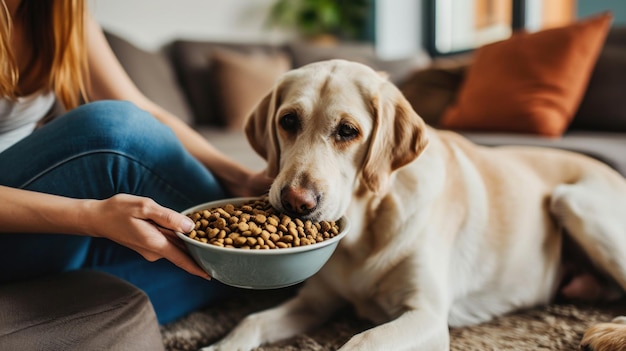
0, 100, 236, 324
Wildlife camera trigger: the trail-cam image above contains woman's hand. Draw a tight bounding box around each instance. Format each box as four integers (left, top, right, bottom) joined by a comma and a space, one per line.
80, 194, 210, 279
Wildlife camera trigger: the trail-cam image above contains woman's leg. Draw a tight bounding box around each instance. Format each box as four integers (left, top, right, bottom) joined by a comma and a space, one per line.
0, 100, 235, 323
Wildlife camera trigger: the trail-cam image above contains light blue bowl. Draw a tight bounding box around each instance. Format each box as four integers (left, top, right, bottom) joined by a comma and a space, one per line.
176, 197, 350, 289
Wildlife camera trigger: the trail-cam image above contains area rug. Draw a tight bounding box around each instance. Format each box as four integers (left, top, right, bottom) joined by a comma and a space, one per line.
161, 287, 626, 351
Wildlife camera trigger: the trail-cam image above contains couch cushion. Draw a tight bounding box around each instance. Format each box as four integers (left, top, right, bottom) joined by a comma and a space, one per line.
569, 26, 626, 132
398, 54, 472, 126
288, 40, 378, 67
461, 131, 626, 177
439, 13, 612, 137
104, 31, 193, 125
0, 271, 164, 351
169, 40, 288, 126
211, 48, 291, 131
287, 41, 430, 85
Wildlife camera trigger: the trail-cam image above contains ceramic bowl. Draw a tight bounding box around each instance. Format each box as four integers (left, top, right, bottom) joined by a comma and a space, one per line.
176, 197, 350, 289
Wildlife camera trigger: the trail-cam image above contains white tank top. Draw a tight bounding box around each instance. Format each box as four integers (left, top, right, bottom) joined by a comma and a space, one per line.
0, 90, 55, 153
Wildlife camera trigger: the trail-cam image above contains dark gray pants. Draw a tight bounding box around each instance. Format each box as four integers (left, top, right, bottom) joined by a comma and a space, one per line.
0, 270, 164, 351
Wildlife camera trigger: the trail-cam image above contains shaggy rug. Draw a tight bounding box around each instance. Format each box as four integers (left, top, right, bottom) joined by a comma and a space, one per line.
161, 287, 626, 351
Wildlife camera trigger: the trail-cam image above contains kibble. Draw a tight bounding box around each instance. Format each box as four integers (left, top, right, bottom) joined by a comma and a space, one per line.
184, 197, 340, 249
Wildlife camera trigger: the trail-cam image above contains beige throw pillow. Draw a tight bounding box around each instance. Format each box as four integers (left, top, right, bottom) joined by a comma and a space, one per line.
211, 48, 291, 131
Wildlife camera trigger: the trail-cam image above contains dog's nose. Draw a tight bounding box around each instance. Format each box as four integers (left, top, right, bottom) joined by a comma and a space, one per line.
280, 186, 318, 216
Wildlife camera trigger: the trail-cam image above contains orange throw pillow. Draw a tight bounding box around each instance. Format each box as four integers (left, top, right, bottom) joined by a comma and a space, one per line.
440, 13, 613, 137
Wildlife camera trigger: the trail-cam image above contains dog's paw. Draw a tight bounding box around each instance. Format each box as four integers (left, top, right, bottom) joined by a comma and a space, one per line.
198, 344, 251, 351
199, 345, 230, 351
197, 325, 262, 351
198, 340, 260, 351
580, 321, 626, 351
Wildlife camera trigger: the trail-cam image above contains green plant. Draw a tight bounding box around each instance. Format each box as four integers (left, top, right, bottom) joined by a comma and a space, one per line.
267, 0, 370, 40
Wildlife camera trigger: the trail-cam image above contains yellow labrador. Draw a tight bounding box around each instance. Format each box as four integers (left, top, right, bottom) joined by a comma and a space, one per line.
202, 59, 626, 351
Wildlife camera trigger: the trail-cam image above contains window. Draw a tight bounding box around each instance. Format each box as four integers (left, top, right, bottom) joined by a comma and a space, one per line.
426, 0, 574, 56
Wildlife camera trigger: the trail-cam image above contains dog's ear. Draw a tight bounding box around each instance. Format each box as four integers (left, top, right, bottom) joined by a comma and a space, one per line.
244, 85, 282, 177
361, 85, 429, 194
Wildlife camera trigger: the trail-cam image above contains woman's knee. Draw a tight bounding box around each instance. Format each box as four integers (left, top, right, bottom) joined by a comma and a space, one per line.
60, 100, 179, 155
66, 100, 168, 136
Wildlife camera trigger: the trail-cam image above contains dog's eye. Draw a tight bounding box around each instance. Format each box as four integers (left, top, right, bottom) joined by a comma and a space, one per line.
279, 113, 299, 133
336, 123, 359, 141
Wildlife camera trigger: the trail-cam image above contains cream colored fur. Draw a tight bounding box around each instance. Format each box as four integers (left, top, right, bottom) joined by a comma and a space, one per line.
202, 59, 626, 351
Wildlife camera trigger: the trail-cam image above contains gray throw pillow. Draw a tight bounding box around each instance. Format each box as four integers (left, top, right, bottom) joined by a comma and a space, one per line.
104, 31, 194, 125
569, 28, 626, 132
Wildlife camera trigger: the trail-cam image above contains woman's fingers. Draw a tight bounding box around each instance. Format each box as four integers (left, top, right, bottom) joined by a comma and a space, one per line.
161, 241, 211, 280
140, 199, 195, 234
145, 215, 208, 279
157, 225, 188, 251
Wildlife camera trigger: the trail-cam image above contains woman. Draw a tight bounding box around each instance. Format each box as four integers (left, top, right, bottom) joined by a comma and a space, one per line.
0, 0, 272, 324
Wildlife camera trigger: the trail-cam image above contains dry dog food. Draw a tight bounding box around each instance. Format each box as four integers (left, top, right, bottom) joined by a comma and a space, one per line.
185, 197, 340, 249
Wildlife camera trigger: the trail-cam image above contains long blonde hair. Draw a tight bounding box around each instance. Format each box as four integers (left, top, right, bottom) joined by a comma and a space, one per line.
0, 0, 88, 110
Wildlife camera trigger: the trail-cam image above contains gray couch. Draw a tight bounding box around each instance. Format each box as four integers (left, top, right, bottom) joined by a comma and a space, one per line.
106, 27, 626, 177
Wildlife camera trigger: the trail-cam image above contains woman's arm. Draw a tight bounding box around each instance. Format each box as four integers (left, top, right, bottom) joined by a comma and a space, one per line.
0, 185, 210, 278
82, 13, 271, 197
0, 185, 90, 234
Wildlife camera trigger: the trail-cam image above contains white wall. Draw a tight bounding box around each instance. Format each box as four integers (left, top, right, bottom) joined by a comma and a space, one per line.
88, 0, 425, 59
88, 0, 289, 51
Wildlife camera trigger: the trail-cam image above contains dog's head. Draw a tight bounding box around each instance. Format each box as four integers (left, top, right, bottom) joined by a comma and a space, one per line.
245, 59, 429, 221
